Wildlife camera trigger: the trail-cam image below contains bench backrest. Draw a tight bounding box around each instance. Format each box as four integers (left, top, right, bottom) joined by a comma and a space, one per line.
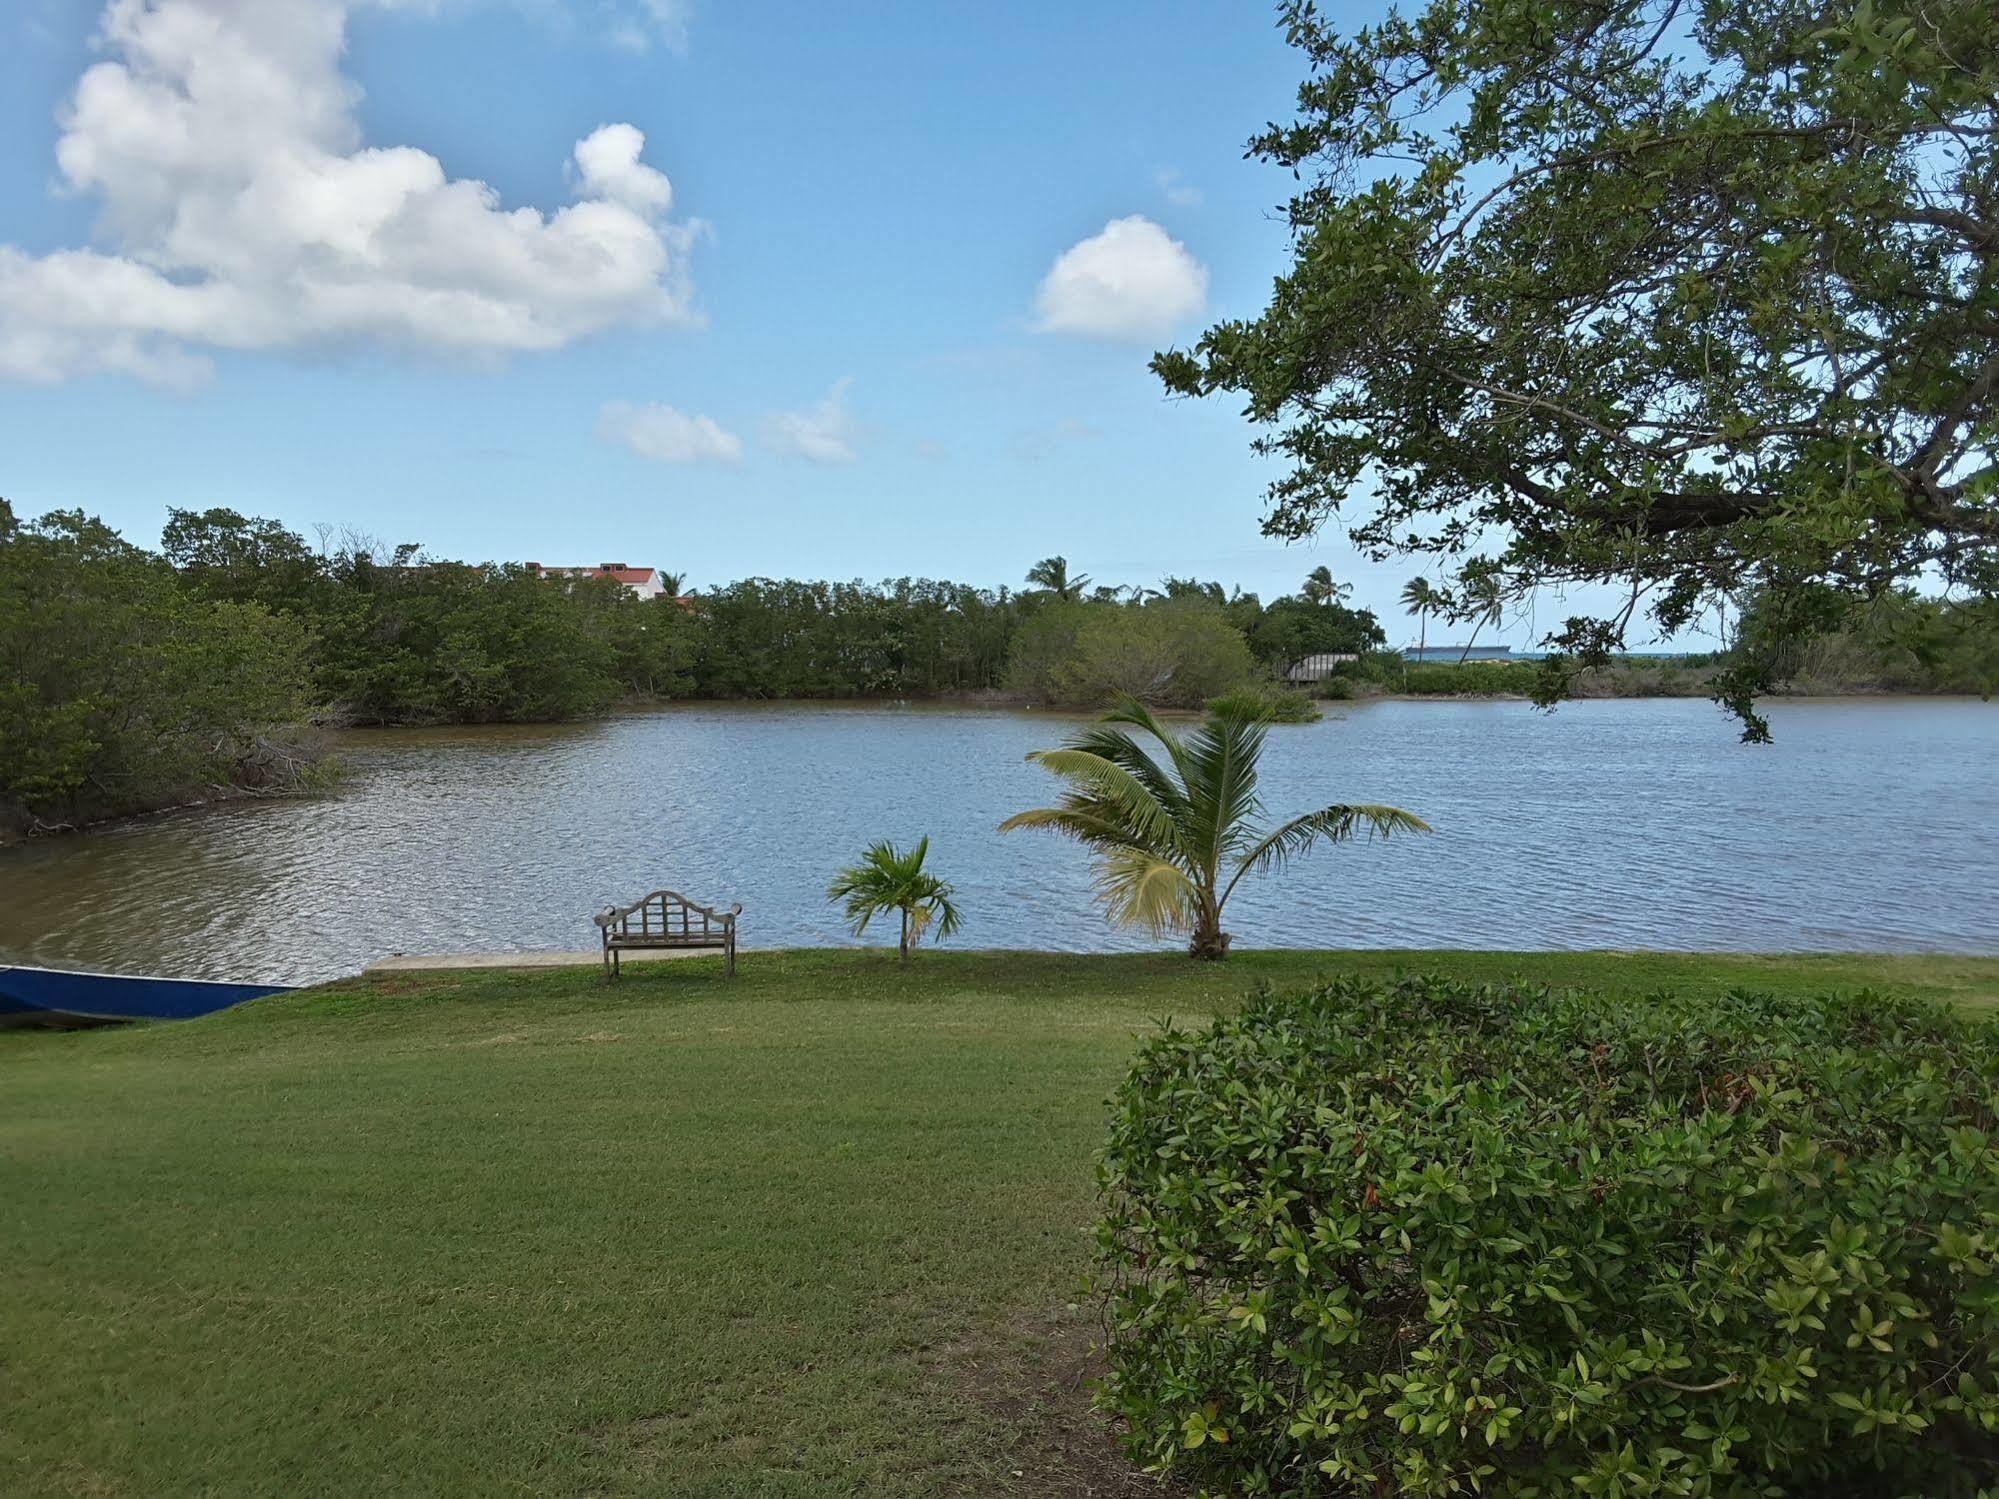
596, 890, 739, 943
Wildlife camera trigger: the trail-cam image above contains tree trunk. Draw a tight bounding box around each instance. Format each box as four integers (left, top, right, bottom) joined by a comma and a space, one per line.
899, 908, 910, 963
1187, 894, 1232, 960
1187, 921, 1232, 960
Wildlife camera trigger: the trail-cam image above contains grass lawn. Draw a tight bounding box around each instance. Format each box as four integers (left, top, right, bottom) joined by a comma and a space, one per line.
5, 948, 1997, 1498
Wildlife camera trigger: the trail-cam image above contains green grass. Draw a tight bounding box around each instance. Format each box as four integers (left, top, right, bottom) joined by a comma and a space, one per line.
4, 948, 1997, 1498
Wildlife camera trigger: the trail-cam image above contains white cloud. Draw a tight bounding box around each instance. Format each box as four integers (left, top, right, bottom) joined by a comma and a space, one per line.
1033, 216, 1208, 343
1154, 166, 1203, 208
596, 400, 741, 464
571, 123, 673, 214
0, 0, 700, 389
764, 378, 858, 464
597, 0, 689, 52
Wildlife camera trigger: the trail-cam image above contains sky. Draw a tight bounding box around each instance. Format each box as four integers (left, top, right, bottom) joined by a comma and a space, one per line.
0, 0, 1655, 650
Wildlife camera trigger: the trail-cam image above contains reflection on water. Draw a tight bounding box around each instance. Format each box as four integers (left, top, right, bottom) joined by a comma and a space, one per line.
1, 698, 1994, 983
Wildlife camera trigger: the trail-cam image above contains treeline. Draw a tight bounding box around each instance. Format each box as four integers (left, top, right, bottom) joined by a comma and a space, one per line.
0, 507, 1381, 833
151, 509, 1386, 715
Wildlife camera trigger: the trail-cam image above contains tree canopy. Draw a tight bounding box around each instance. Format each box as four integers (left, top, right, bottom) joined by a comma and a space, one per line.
1157, 0, 1998, 737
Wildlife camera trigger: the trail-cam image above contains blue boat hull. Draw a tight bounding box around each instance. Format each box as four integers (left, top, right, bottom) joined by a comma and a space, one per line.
0, 965, 293, 1025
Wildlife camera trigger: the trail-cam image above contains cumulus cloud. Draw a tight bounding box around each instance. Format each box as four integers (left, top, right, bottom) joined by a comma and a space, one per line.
596, 400, 742, 464
571, 123, 674, 214
764, 378, 858, 464
0, 0, 700, 388
1033, 216, 1208, 343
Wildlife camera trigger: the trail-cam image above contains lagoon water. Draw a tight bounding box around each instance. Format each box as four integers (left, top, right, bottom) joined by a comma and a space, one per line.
1, 697, 1994, 984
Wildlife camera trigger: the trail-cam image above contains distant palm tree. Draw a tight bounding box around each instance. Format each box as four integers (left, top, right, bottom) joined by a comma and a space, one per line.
1456, 578, 1506, 664
1026, 556, 1092, 601
1001, 696, 1427, 960
826, 837, 963, 963
1399, 576, 1438, 659
1146, 577, 1224, 604
1302, 565, 1348, 606
657, 571, 687, 597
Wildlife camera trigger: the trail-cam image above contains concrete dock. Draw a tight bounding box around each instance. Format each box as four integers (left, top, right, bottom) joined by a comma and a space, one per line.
362, 947, 717, 976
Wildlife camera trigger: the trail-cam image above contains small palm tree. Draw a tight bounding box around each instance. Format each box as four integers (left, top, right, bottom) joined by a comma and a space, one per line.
1399, 576, 1438, 660
1000, 697, 1428, 960
1026, 556, 1092, 601
826, 837, 963, 963
657, 570, 687, 597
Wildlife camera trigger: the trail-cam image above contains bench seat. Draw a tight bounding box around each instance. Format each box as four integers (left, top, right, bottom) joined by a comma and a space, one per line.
594, 890, 740, 981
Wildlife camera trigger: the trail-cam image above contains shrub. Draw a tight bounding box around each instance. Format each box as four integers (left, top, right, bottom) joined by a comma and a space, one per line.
1095, 976, 1999, 1497
1011, 597, 1260, 709
1401, 660, 1542, 695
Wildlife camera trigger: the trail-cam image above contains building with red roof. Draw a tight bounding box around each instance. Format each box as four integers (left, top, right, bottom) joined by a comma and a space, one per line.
527, 562, 670, 600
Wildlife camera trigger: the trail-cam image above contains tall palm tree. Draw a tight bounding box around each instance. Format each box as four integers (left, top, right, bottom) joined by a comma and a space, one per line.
657, 570, 687, 597
1302, 565, 1349, 606
1026, 556, 1092, 601
1399, 576, 1438, 659
826, 837, 963, 963
1000, 697, 1427, 960
1456, 578, 1506, 664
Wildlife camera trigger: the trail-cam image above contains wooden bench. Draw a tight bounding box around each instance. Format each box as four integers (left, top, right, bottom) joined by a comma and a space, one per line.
594, 890, 740, 981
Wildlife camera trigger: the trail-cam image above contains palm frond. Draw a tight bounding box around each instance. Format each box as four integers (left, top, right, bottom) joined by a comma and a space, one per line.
1221, 803, 1431, 908
1091, 848, 1198, 936
1177, 709, 1267, 873
995, 805, 1150, 852
1063, 723, 1190, 819
1020, 747, 1183, 855
1095, 694, 1194, 782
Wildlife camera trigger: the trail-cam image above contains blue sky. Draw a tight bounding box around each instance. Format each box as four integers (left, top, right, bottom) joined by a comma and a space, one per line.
0, 0, 1643, 649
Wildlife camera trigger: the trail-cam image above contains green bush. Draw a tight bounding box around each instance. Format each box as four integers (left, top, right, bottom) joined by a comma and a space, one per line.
1095, 977, 1999, 1497
1401, 660, 1542, 694
1010, 597, 1260, 709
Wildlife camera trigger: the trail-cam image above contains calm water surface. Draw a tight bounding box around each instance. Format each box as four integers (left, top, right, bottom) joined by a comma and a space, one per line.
1, 698, 1993, 983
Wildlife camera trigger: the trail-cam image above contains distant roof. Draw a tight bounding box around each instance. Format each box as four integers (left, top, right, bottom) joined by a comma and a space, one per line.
1284, 652, 1359, 680
533, 563, 657, 585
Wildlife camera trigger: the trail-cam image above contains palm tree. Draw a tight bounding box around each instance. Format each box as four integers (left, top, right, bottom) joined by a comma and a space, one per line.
826, 837, 963, 963
1302, 565, 1349, 606
1456, 578, 1506, 664
1399, 576, 1438, 660
657, 570, 687, 597
1000, 697, 1428, 960
1026, 556, 1092, 601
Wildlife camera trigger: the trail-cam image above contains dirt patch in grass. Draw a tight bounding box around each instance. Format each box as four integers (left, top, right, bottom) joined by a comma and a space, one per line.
945, 1306, 1174, 1498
